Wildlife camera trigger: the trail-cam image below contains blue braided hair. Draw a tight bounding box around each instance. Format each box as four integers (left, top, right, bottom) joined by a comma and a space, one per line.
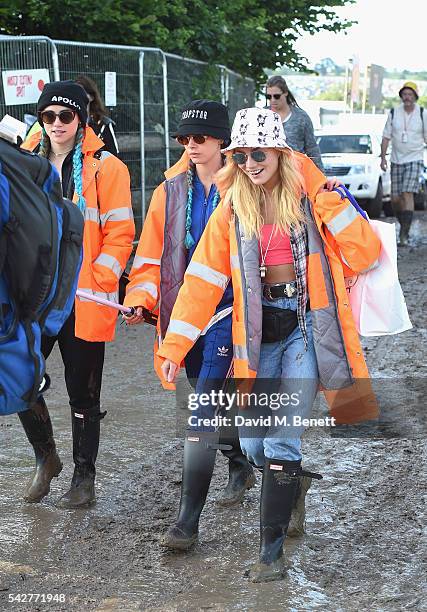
184, 160, 221, 250
39, 127, 51, 158
72, 126, 86, 213
185, 161, 196, 249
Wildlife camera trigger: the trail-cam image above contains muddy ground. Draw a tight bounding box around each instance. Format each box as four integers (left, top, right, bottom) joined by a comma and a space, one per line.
0, 213, 426, 612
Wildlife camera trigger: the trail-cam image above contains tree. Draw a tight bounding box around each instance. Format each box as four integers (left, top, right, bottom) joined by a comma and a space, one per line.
1, 0, 354, 87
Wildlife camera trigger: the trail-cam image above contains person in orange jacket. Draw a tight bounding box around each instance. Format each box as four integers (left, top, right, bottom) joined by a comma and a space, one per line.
124, 101, 342, 552
158, 108, 381, 582
124, 100, 257, 548
20, 81, 135, 508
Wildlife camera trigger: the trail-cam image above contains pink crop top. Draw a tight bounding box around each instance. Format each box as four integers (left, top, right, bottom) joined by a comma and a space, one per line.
260, 225, 293, 265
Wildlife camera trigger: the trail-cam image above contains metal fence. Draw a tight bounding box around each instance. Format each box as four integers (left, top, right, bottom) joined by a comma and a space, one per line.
0, 36, 255, 234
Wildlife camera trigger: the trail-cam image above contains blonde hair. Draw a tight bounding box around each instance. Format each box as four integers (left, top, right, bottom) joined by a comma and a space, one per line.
216, 150, 305, 238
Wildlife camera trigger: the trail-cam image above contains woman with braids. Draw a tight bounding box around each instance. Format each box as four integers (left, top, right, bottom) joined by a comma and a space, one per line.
125, 100, 340, 552
75, 75, 119, 156
157, 107, 381, 581
266, 75, 324, 171
124, 100, 256, 549
20, 81, 135, 508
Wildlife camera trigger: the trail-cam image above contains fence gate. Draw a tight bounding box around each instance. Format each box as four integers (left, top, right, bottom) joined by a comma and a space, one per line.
0, 36, 255, 231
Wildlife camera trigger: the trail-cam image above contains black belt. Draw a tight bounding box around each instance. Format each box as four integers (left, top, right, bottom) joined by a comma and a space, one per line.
263, 281, 298, 300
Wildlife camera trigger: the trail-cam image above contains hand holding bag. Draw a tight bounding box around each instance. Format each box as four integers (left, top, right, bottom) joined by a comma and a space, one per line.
345, 219, 412, 337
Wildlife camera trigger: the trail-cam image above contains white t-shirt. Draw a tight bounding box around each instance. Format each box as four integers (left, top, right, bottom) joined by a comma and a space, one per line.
382, 104, 427, 164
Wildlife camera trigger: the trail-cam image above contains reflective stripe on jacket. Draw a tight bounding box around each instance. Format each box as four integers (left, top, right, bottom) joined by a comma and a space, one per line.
125, 151, 328, 388
156, 155, 382, 424
23, 128, 135, 341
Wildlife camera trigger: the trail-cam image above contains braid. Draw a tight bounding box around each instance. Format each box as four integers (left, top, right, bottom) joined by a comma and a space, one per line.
212, 187, 220, 210
39, 128, 51, 158
185, 160, 196, 249
72, 126, 86, 212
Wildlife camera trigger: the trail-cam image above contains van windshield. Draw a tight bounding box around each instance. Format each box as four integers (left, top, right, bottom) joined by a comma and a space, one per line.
317, 135, 373, 154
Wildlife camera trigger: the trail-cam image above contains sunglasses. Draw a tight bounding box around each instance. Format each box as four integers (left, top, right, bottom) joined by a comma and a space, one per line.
265, 93, 285, 100
176, 135, 209, 146
39, 110, 77, 124
232, 150, 267, 165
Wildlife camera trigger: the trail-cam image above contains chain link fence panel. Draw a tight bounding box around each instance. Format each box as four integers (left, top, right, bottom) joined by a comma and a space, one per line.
0, 36, 255, 231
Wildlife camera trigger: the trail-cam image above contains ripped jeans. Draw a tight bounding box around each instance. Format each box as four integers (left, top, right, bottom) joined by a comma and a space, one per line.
238, 296, 319, 466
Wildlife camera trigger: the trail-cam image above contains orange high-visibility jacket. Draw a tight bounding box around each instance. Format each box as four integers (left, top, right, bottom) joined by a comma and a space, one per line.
124, 151, 330, 388
156, 155, 382, 424
23, 128, 135, 342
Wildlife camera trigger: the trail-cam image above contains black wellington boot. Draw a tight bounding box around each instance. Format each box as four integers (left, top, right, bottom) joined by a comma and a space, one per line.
217, 427, 256, 507
18, 398, 63, 503
161, 432, 220, 550
56, 406, 106, 509
249, 458, 300, 583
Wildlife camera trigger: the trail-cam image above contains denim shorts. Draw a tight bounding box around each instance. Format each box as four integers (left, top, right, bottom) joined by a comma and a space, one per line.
238, 296, 319, 466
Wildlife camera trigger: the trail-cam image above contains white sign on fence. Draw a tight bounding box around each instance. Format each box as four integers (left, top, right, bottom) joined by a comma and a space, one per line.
2, 69, 50, 105
105, 72, 117, 107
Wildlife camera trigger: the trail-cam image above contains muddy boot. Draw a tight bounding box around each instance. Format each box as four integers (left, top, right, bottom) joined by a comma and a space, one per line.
161, 432, 219, 550
56, 406, 106, 509
397, 210, 413, 246
18, 399, 62, 503
249, 459, 300, 583
217, 436, 256, 507
287, 475, 312, 537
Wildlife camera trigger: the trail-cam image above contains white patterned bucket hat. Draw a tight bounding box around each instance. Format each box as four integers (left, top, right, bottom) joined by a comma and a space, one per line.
223, 107, 290, 152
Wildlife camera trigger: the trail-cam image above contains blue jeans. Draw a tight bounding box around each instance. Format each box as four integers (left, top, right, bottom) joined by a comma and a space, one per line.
239, 297, 319, 465
184, 312, 233, 432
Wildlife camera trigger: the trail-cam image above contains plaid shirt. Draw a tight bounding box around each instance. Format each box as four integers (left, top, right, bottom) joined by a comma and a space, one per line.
289, 221, 309, 348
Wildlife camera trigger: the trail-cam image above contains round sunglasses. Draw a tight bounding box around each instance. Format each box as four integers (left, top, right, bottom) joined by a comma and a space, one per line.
232, 150, 267, 165
176, 135, 209, 146
39, 110, 77, 125
265, 93, 286, 100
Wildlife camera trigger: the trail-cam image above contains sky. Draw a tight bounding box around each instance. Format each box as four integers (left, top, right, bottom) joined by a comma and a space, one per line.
294, 0, 427, 72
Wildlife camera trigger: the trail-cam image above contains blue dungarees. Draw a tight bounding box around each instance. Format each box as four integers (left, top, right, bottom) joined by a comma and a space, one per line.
183, 173, 233, 430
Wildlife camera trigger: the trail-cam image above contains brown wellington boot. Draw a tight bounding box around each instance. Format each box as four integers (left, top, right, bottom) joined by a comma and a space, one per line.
18, 399, 62, 503
287, 475, 312, 537
397, 210, 413, 246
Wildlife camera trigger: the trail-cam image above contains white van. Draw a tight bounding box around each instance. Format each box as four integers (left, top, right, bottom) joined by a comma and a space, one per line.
316, 127, 391, 218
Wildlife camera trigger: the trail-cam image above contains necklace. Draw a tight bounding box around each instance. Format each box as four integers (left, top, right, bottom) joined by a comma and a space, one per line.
49, 148, 73, 158
259, 225, 275, 278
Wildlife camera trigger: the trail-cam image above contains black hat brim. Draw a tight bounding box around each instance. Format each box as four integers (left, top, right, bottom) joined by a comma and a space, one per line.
172, 124, 231, 145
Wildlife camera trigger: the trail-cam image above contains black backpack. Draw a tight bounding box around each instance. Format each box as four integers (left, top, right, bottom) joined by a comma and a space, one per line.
0, 138, 84, 414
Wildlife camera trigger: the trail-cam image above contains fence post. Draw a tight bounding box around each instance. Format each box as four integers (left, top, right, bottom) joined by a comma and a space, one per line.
161, 52, 170, 168
139, 51, 146, 220
220, 66, 229, 106
50, 39, 60, 81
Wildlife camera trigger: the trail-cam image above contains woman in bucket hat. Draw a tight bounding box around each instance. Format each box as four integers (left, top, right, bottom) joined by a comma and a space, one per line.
156, 107, 381, 581
125, 101, 341, 552
20, 80, 134, 509
124, 100, 256, 550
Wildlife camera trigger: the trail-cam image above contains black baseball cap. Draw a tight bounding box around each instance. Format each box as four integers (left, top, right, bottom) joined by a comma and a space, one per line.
173, 99, 231, 146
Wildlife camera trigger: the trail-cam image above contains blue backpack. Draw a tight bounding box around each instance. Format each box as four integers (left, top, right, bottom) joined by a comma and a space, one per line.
0, 137, 84, 415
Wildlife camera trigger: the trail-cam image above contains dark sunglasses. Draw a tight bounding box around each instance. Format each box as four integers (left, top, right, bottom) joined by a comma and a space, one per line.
39, 110, 77, 124
176, 135, 209, 145
265, 93, 285, 100
232, 150, 267, 165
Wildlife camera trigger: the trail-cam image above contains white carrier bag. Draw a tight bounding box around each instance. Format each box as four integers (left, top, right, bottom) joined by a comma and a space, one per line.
345, 219, 412, 337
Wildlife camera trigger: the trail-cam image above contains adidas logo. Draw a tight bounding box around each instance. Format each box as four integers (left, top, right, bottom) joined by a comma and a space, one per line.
217, 345, 229, 357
